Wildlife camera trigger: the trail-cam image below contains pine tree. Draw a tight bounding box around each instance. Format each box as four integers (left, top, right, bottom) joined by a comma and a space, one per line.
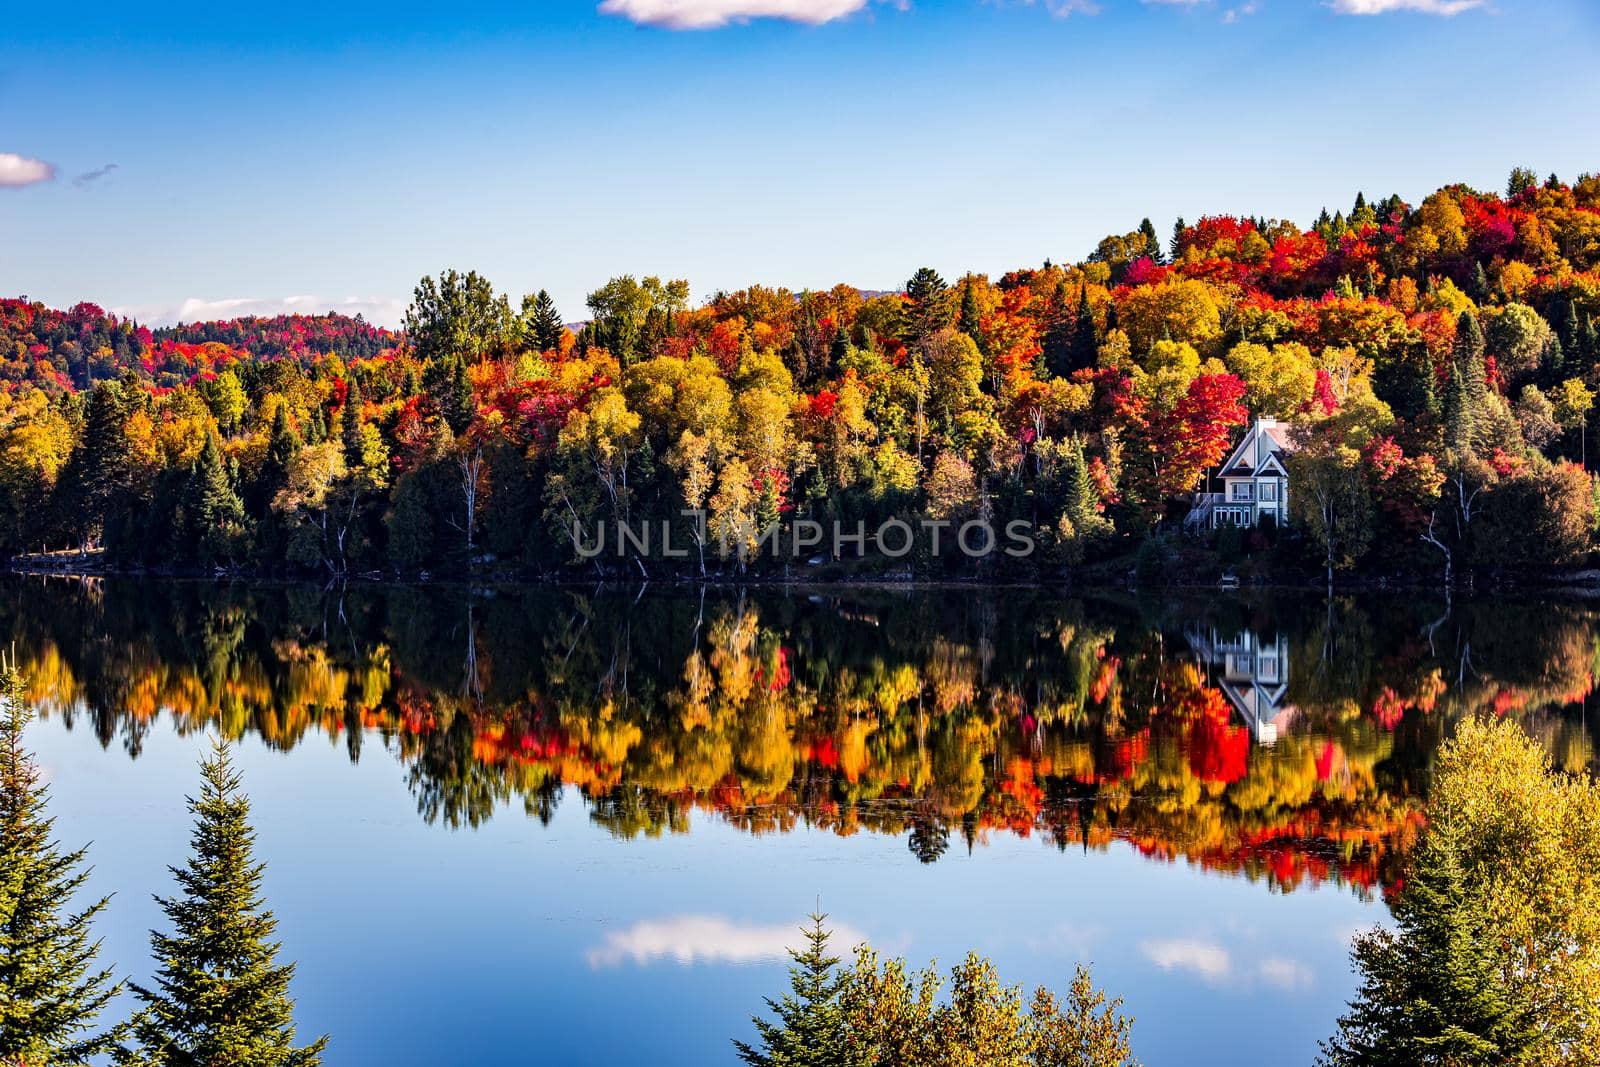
525, 289, 565, 353
120, 741, 328, 1067
1320, 815, 1537, 1066
734, 914, 850, 1067
0, 667, 124, 1065
1170, 217, 1186, 261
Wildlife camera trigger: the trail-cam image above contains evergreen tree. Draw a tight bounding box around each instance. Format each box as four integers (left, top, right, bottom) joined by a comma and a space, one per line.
1170, 217, 1186, 260
1041, 281, 1075, 379
1067, 284, 1099, 375
958, 281, 983, 352
1351, 191, 1377, 228
1469, 261, 1491, 305
1062, 438, 1101, 535
524, 289, 565, 353
263, 407, 300, 489
902, 267, 953, 347
0, 667, 124, 1065
1137, 217, 1162, 264
120, 741, 328, 1067
341, 378, 366, 469
183, 434, 248, 565
1561, 300, 1583, 360
1540, 334, 1566, 390
734, 913, 850, 1067
1443, 360, 1475, 455
1583, 314, 1600, 365
830, 322, 850, 370
1452, 311, 1488, 442
1320, 815, 1536, 1066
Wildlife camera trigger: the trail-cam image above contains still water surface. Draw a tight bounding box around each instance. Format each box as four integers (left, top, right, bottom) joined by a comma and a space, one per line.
11, 577, 1598, 1065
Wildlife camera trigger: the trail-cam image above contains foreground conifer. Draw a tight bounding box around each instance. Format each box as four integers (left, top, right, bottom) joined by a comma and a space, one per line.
0, 666, 124, 1065
119, 740, 327, 1067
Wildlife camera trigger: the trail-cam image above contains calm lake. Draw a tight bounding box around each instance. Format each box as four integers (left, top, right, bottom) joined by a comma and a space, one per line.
12, 576, 1598, 1065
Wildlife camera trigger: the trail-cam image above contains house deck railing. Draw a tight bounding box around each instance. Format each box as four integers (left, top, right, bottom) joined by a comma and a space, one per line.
1184, 492, 1224, 532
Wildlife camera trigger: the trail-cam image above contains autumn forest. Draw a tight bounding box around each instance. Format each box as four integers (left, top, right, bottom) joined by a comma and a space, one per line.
5, 169, 1600, 581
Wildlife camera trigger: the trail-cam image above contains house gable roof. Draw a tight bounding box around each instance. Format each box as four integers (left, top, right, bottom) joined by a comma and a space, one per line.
1218, 419, 1294, 478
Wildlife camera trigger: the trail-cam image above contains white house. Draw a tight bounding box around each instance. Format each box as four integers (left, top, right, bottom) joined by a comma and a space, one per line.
1184, 417, 1295, 532
1184, 624, 1297, 745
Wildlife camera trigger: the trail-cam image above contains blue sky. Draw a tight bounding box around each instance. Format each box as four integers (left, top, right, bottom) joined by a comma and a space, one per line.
3, 0, 1597, 326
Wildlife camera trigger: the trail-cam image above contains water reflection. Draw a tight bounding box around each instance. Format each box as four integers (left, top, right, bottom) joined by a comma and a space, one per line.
5, 576, 1596, 898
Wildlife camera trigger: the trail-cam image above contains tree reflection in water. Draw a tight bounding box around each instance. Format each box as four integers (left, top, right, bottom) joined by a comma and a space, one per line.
6, 576, 1596, 897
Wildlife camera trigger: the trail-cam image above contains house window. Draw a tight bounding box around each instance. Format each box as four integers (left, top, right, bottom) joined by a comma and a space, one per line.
1259, 481, 1278, 502
1230, 483, 1253, 501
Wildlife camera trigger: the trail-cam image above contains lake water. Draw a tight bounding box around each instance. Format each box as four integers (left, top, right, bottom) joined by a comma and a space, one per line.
11, 577, 1597, 1065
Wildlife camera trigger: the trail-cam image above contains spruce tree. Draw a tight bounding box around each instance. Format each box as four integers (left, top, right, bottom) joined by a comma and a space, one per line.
1469, 261, 1491, 305
734, 914, 850, 1067
1320, 815, 1536, 1066
1041, 281, 1074, 379
1137, 217, 1162, 264
120, 741, 328, 1067
1170, 217, 1186, 261
341, 378, 366, 469
525, 289, 565, 353
1443, 361, 1474, 456
1449, 310, 1489, 452
1066, 285, 1099, 375
1561, 300, 1582, 360
0, 667, 124, 1065
183, 434, 248, 565
958, 281, 983, 351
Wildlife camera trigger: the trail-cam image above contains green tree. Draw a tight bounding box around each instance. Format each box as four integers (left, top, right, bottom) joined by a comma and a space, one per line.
903, 267, 954, 348
182, 434, 250, 566
0, 667, 124, 1065
521, 289, 566, 353
1321, 814, 1532, 1067
735, 913, 851, 1067
1322, 716, 1600, 1066
404, 269, 514, 364
1137, 217, 1162, 264
120, 741, 328, 1067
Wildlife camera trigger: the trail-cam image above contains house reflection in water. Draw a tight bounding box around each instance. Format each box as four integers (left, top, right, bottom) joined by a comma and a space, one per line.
1185, 625, 1298, 744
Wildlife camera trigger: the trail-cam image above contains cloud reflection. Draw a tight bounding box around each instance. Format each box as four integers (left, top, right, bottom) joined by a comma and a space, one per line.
588, 915, 867, 968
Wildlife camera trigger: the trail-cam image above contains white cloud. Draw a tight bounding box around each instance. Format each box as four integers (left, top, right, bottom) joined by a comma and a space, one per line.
1257, 956, 1314, 990
1141, 936, 1317, 992
598, 0, 879, 29
0, 153, 56, 189
1330, 0, 1483, 14
993, 0, 1101, 15
588, 915, 867, 967
110, 295, 408, 329
1222, 1, 1259, 21
1140, 938, 1233, 982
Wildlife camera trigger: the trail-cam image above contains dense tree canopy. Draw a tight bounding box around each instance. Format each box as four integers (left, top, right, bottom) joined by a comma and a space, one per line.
5, 169, 1600, 579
